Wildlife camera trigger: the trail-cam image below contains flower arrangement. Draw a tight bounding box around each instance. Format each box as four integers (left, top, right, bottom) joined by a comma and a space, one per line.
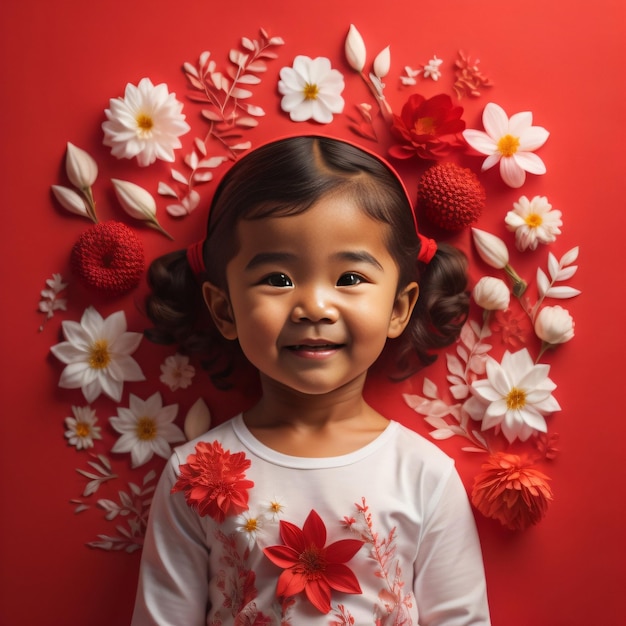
42, 22, 580, 550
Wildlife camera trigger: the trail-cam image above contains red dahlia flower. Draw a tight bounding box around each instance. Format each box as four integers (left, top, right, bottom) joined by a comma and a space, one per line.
389, 93, 465, 160
172, 440, 254, 522
263, 509, 364, 614
471, 452, 553, 531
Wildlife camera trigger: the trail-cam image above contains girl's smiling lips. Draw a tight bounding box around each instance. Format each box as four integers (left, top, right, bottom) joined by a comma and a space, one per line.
284, 339, 345, 358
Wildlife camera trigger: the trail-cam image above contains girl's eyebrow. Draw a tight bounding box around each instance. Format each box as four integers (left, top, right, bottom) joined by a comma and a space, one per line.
245, 251, 296, 270
244, 250, 384, 271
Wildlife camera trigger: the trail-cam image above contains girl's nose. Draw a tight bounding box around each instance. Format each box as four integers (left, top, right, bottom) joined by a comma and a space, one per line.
290, 286, 339, 323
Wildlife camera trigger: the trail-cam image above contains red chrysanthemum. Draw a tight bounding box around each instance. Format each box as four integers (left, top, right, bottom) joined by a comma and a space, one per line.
71, 221, 144, 296
417, 162, 486, 231
471, 452, 553, 531
389, 93, 466, 160
263, 509, 364, 614
172, 440, 254, 523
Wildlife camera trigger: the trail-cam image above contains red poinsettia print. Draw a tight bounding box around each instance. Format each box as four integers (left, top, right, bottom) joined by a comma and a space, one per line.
389, 93, 465, 160
263, 509, 364, 614
172, 440, 254, 523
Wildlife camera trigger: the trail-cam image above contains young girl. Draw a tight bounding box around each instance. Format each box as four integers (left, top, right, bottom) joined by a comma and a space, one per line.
133, 136, 491, 625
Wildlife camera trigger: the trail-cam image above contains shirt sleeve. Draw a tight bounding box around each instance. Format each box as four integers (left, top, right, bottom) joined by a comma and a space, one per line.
131, 453, 210, 626
413, 465, 491, 626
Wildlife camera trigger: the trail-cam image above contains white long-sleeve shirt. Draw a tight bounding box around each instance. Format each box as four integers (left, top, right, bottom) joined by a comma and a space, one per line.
133, 415, 491, 625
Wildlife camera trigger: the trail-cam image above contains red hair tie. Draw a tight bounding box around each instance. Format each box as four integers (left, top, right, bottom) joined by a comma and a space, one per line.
186, 240, 206, 277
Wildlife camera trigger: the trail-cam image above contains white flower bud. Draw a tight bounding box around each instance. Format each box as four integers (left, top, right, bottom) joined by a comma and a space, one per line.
51, 185, 89, 217
112, 179, 157, 220
345, 24, 367, 72
373, 46, 391, 78
534, 305, 574, 345
472, 276, 510, 311
65, 142, 98, 190
472, 228, 510, 269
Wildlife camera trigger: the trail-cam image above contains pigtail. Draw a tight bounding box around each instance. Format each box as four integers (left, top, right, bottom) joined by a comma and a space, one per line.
143, 251, 249, 389
397, 243, 469, 372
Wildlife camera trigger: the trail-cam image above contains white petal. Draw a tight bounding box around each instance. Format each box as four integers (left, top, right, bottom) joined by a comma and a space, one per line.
514, 152, 547, 175
499, 157, 526, 188
482, 103, 509, 139
518, 126, 550, 151
508, 111, 533, 135
462, 130, 496, 155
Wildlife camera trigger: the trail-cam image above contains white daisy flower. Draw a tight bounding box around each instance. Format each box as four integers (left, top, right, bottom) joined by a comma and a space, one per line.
266, 497, 286, 520
110, 392, 185, 467
505, 195, 563, 251
463, 102, 549, 188
278, 55, 345, 124
50, 306, 145, 403
160, 353, 195, 391
467, 348, 561, 443
235, 511, 268, 549
64, 406, 102, 450
102, 77, 191, 167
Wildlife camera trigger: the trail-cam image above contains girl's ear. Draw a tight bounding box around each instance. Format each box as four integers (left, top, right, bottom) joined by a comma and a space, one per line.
202, 282, 238, 340
387, 281, 419, 339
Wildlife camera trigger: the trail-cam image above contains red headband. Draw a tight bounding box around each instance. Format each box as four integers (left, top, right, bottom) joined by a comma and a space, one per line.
187, 134, 437, 275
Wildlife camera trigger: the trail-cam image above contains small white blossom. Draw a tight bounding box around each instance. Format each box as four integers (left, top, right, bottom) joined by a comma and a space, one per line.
278, 56, 345, 124
110, 392, 185, 467
160, 353, 196, 391
505, 195, 563, 251
373, 46, 391, 79
467, 348, 561, 443
65, 406, 102, 450
102, 77, 191, 167
235, 511, 268, 549
472, 228, 510, 269
422, 56, 443, 81
65, 142, 98, 190
463, 102, 549, 188
50, 306, 145, 403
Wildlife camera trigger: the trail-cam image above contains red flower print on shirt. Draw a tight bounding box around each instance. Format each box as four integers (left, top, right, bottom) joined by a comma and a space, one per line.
263, 509, 364, 614
172, 440, 254, 523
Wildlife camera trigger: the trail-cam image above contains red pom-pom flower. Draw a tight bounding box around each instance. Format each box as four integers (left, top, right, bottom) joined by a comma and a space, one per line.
389, 93, 466, 160
71, 221, 145, 296
417, 162, 486, 231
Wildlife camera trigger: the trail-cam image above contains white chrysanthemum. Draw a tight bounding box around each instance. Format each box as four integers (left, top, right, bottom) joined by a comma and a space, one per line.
160, 353, 195, 391
505, 195, 563, 251
110, 392, 185, 467
278, 55, 345, 124
102, 77, 191, 167
463, 102, 549, 188
50, 306, 145, 403
467, 348, 560, 443
64, 406, 102, 450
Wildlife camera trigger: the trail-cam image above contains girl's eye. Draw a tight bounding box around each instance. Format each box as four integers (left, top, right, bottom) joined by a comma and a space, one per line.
337, 273, 364, 286
264, 273, 293, 287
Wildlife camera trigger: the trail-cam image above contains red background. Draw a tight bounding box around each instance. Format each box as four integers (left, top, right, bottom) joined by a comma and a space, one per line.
1, 0, 624, 624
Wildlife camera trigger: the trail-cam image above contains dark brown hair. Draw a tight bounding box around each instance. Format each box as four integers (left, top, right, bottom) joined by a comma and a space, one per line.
144, 136, 469, 382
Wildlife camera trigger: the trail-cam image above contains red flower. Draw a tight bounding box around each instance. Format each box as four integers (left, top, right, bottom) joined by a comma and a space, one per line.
263, 510, 364, 614
71, 221, 145, 296
471, 452, 553, 531
172, 440, 254, 522
389, 93, 465, 160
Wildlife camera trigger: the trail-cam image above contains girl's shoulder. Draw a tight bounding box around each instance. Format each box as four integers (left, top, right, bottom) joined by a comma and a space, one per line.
171, 414, 243, 464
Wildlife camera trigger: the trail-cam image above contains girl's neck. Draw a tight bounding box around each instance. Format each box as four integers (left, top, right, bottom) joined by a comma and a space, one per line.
242, 373, 390, 457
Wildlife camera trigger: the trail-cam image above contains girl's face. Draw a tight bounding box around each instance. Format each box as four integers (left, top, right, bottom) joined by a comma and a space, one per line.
204, 194, 418, 398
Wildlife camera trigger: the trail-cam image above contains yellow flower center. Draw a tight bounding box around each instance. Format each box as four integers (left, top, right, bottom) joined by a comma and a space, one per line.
303, 83, 320, 100
525, 213, 543, 228
89, 340, 111, 370
269, 500, 283, 514
243, 517, 259, 533
506, 387, 527, 410
136, 416, 157, 441
75, 423, 92, 438
497, 134, 520, 157
136, 113, 154, 135
414, 116, 436, 134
